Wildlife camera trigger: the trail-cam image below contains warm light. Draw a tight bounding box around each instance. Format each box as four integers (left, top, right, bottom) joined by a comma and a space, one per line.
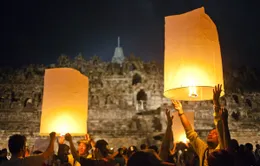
172, 111, 194, 143
40, 68, 89, 136
188, 86, 198, 98
179, 134, 189, 144
164, 7, 224, 101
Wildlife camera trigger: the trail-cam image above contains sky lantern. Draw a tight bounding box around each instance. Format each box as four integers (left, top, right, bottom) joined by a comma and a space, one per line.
40, 68, 89, 136
164, 7, 224, 101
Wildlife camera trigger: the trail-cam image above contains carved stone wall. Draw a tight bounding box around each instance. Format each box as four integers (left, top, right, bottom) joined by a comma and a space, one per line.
0, 55, 260, 150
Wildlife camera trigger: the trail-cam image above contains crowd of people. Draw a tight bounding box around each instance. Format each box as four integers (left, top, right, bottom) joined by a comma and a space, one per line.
0, 84, 260, 166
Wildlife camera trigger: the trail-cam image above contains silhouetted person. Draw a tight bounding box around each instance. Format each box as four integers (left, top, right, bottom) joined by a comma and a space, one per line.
255, 144, 260, 166
0, 148, 8, 164
140, 144, 148, 150
172, 85, 226, 166
114, 148, 126, 166
65, 133, 116, 166
1, 132, 56, 166
244, 143, 256, 166
127, 149, 175, 166
207, 149, 234, 166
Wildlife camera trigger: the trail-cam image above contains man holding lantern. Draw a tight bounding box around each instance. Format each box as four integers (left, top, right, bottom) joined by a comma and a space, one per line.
172, 85, 230, 166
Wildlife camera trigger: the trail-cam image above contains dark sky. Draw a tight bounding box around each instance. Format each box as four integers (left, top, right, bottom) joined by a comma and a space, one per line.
2, 0, 260, 69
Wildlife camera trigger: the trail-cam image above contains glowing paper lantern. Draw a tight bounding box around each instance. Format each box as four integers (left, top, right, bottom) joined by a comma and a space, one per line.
40, 68, 88, 136
164, 7, 224, 101
172, 111, 194, 143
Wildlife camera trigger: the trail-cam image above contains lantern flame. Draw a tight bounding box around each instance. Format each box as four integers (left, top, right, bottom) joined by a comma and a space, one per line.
188, 86, 198, 98
179, 134, 189, 144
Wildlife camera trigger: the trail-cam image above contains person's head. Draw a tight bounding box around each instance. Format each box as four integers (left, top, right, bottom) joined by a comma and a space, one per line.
77, 139, 90, 156
95, 139, 109, 158
127, 145, 138, 158
116, 147, 127, 157
229, 139, 239, 152
207, 129, 219, 149
140, 143, 148, 150
239, 144, 245, 153
245, 143, 253, 152
208, 149, 234, 166
8, 134, 27, 157
256, 144, 260, 149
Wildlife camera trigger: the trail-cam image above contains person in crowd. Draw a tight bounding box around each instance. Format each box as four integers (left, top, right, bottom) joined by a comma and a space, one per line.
255, 144, 260, 166
114, 147, 126, 166
127, 149, 175, 166
140, 144, 148, 150
207, 149, 234, 166
244, 143, 256, 166
56, 136, 70, 165
127, 145, 138, 159
0, 132, 56, 166
57, 134, 92, 166
64, 133, 116, 166
207, 104, 236, 166
0, 149, 8, 164
158, 109, 174, 162
172, 85, 225, 166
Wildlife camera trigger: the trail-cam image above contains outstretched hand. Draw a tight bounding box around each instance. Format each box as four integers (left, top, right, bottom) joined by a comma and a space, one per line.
65, 133, 72, 142
171, 100, 184, 114
49, 132, 56, 140
213, 84, 222, 106
85, 134, 90, 141
165, 109, 174, 126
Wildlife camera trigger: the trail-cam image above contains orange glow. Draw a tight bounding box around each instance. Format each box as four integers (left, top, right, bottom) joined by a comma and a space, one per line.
164, 7, 224, 101
179, 134, 189, 144
188, 86, 198, 98
40, 68, 89, 136
172, 111, 194, 143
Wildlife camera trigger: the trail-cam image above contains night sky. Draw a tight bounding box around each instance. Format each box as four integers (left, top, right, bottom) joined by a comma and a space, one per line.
3, 0, 260, 69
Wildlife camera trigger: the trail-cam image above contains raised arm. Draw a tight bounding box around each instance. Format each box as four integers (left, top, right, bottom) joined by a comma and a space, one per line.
41, 132, 56, 159
213, 84, 224, 149
65, 133, 80, 162
172, 100, 207, 157
220, 108, 231, 149
159, 109, 174, 161
172, 100, 192, 133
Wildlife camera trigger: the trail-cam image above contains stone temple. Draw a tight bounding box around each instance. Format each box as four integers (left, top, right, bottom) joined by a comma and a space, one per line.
0, 41, 260, 150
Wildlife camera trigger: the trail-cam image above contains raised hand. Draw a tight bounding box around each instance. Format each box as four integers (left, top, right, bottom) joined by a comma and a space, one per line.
65, 133, 72, 142
165, 109, 174, 126
49, 132, 56, 140
213, 84, 222, 106
85, 134, 90, 141
171, 100, 184, 115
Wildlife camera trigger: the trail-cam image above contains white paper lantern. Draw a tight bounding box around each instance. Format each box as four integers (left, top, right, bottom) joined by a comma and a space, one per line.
164, 7, 224, 101
40, 68, 88, 136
